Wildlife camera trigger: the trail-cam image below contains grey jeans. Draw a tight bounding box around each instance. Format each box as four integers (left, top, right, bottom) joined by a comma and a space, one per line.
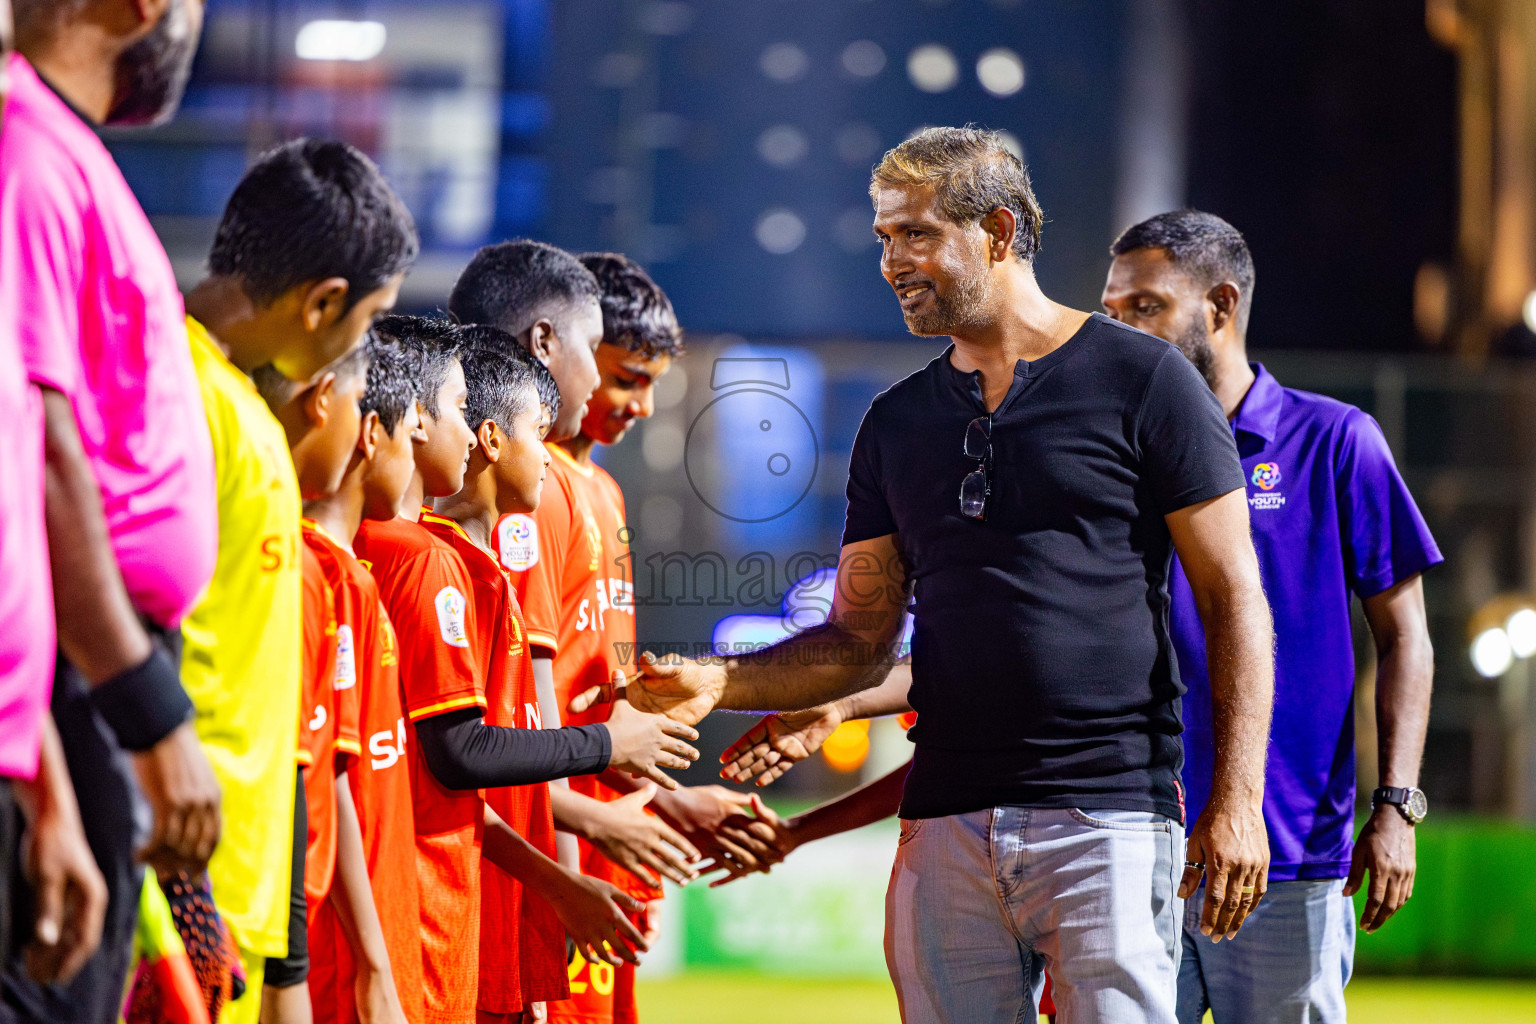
1177, 878, 1355, 1024
885, 806, 1183, 1024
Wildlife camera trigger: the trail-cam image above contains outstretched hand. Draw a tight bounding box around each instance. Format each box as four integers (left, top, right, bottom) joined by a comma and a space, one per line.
580, 784, 702, 888
570, 653, 727, 727
546, 871, 649, 966
719, 706, 844, 786
603, 695, 700, 791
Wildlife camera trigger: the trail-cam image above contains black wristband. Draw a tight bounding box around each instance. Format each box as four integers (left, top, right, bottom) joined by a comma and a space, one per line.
89, 646, 194, 751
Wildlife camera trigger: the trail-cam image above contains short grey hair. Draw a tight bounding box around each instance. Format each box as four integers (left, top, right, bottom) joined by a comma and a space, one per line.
870, 125, 1043, 262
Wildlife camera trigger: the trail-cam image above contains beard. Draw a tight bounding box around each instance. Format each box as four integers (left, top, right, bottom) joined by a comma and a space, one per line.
105, 0, 198, 127
903, 264, 995, 337
1171, 312, 1219, 391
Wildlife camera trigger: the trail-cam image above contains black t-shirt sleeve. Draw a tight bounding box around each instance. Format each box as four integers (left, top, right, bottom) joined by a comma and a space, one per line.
841, 405, 898, 546
1135, 348, 1246, 514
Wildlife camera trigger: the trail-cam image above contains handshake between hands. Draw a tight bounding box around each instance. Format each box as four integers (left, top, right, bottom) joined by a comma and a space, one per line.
569, 654, 797, 889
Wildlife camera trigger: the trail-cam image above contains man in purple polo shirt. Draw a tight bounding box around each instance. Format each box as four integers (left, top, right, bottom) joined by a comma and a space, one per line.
1103, 210, 1440, 1024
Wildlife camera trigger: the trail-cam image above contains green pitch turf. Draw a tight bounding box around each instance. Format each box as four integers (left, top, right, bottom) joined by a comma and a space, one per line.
636, 973, 1536, 1023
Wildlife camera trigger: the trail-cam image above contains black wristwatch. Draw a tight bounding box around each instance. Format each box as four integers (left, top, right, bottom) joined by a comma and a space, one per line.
1371, 786, 1428, 825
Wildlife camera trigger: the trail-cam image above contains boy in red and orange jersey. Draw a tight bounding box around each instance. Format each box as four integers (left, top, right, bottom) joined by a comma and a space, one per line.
253, 343, 372, 1023
358, 317, 697, 1024
352, 317, 488, 1024
446, 243, 724, 906
427, 332, 705, 1024
468, 251, 771, 1024
422, 337, 564, 1023
301, 333, 427, 1024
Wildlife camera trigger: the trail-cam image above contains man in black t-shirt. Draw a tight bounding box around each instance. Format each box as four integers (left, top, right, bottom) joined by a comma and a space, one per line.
583, 127, 1275, 1024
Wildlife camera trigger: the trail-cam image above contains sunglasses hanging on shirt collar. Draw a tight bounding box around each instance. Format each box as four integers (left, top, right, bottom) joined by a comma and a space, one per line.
961, 415, 992, 519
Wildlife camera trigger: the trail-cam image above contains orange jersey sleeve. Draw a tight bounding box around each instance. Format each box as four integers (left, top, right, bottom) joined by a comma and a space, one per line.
299, 545, 339, 767
332, 614, 362, 764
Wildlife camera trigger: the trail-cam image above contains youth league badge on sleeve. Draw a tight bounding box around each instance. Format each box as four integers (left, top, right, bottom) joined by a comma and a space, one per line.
333, 624, 357, 689
498, 513, 540, 572
434, 586, 470, 648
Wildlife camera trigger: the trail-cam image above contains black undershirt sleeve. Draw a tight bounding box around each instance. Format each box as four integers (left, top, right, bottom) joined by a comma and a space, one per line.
415, 707, 611, 790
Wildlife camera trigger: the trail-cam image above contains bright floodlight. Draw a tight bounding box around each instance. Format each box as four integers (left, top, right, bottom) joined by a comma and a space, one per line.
295, 20, 387, 62
1524, 290, 1536, 334
907, 45, 959, 93
841, 40, 886, 78
756, 125, 809, 168
1508, 608, 1536, 659
976, 48, 1025, 97
1471, 626, 1514, 678
760, 42, 809, 83
755, 208, 806, 255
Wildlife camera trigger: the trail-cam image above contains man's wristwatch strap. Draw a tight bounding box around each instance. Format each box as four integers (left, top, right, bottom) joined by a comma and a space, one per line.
1372, 785, 1427, 824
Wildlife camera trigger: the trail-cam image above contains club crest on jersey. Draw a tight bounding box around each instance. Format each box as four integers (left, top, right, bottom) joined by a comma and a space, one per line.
499, 514, 539, 572
334, 624, 357, 690
434, 586, 470, 648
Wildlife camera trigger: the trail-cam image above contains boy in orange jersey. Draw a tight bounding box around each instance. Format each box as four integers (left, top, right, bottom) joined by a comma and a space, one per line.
454, 250, 774, 1024
301, 333, 428, 1024
355, 317, 702, 1024
429, 330, 698, 1024
253, 346, 373, 1024
446, 244, 725, 910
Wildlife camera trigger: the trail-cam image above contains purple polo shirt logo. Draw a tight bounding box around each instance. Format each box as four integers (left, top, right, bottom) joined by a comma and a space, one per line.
1249, 461, 1286, 510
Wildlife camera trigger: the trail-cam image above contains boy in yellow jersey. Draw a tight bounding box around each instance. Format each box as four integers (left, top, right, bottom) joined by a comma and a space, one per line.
179, 138, 415, 1024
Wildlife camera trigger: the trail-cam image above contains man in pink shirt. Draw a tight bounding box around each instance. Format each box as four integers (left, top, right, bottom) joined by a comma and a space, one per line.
0, 1, 221, 1020
0, 0, 52, 812
0, 0, 51, 745
0, 0, 107, 997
